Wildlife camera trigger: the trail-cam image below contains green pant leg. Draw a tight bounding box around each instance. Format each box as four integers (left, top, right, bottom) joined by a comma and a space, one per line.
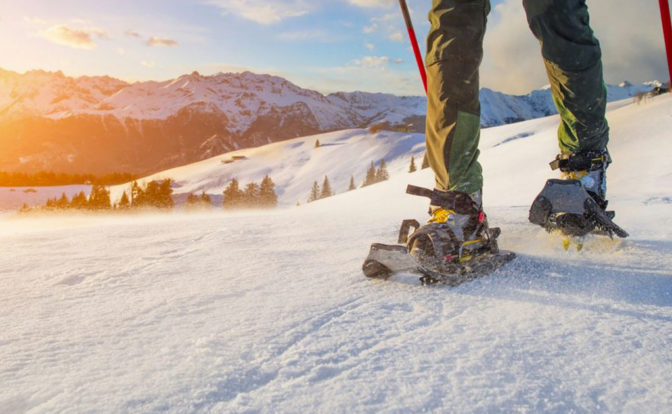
523, 0, 609, 154
425, 0, 490, 193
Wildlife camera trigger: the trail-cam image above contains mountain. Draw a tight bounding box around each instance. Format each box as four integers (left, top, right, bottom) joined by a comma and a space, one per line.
1, 93, 671, 412
0, 67, 659, 175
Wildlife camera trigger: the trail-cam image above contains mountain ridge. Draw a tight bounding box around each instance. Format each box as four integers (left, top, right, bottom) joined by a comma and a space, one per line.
0, 67, 659, 175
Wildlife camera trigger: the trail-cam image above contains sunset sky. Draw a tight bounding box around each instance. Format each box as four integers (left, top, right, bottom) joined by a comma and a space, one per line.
1, 0, 669, 95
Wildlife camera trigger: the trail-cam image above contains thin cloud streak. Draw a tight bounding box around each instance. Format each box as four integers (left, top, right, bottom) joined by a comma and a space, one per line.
202, 0, 312, 25
39, 24, 107, 50
147, 36, 178, 47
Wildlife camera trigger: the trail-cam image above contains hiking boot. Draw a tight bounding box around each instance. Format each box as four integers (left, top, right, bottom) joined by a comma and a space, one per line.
408, 189, 496, 263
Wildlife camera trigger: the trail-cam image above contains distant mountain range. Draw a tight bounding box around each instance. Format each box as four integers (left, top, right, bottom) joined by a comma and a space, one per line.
0, 67, 660, 175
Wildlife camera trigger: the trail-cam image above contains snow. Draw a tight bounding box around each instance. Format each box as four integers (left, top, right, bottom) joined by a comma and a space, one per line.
1, 94, 671, 413
0, 67, 659, 135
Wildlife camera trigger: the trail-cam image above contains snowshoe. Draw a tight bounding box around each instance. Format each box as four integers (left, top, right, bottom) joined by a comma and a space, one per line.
362, 185, 515, 286
529, 150, 628, 240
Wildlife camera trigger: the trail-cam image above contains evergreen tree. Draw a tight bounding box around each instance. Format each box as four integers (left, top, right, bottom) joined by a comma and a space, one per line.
348, 176, 356, 191
259, 175, 278, 207
421, 153, 430, 169
118, 191, 130, 209
144, 180, 161, 207
308, 181, 320, 202
320, 175, 333, 199
45, 197, 57, 209
409, 156, 417, 173
315, 139, 321, 148
157, 179, 174, 209
375, 159, 389, 183
130, 181, 143, 205
243, 182, 260, 206
56, 193, 69, 209
363, 161, 377, 187
223, 178, 244, 208
186, 193, 200, 206
88, 184, 111, 210
186, 191, 211, 210
199, 191, 212, 205
70, 191, 88, 209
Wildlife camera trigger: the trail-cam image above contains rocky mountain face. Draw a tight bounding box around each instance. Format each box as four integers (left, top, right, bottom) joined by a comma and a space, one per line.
0, 68, 657, 175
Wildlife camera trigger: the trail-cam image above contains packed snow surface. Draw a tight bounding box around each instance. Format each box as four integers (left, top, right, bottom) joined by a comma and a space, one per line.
1, 94, 671, 413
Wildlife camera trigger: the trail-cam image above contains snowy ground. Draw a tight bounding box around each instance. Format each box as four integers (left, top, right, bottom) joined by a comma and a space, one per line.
1, 94, 671, 413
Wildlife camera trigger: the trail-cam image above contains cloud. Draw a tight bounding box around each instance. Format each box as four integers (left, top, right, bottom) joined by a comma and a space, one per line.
126, 29, 141, 38
277, 30, 328, 41
481, 0, 669, 94
353, 55, 390, 68
39, 24, 107, 50
147, 36, 178, 47
363, 23, 378, 34
310, 58, 422, 94
363, 11, 402, 37
141, 60, 156, 68
203, 0, 312, 25
388, 31, 403, 42
346, 0, 394, 7
364, 42, 375, 51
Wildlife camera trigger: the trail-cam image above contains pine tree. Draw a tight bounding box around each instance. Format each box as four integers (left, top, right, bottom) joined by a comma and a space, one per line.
421, 153, 430, 169
308, 181, 320, 202
88, 184, 111, 210
130, 181, 143, 205
186, 193, 199, 206
118, 191, 130, 209
409, 156, 417, 173
70, 191, 88, 209
199, 191, 211, 205
259, 175, 278, 207
363, 161, 377, 187
315, 139, 321, 148
186, 191, 211, 210
348, 176, 356, 191
144, 180, 160, 208
223, 178, 243, 208
243, 182, 260, 207
56, 193, 69, 209
320, 176, 333, 199
375, 159, 389, 183
157, 179, 174, 209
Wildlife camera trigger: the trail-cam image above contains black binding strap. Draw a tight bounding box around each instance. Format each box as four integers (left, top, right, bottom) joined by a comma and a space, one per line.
406, 185, 479, 215
549, 150, 611, 172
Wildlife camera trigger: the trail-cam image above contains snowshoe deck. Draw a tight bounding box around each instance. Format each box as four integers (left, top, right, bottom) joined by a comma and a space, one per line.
529, 179, 628, 239
362, 243, 515, 287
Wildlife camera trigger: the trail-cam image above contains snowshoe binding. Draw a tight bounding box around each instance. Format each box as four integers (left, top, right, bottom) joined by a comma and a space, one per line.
362, 185, 515, 286
529, 150, 628, 244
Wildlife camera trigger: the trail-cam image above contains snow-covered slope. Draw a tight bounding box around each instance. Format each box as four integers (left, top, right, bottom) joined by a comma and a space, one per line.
0, 94, 671, 413
0, 67, 660, 176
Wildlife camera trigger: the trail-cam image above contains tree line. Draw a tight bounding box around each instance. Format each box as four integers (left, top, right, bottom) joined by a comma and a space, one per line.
32, 179, 174, 212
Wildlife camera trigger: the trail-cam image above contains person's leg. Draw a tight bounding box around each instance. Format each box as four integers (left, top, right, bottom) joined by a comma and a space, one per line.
425, 0, 490, 195
523, 0, 609, 154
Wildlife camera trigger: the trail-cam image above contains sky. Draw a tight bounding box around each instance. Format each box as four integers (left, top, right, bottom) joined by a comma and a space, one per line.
0, 0, 669, 95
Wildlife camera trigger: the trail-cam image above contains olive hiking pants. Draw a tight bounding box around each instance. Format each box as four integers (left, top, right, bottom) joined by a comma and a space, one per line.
425, 0, 609, 194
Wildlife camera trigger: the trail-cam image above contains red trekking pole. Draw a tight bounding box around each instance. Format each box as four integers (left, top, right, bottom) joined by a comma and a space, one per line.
399, 0, 427, 93
660, 0, 672, 86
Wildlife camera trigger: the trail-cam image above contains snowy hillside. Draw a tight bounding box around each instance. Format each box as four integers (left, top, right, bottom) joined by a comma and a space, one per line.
0, 94, 671, 413
0, 67, 660, 175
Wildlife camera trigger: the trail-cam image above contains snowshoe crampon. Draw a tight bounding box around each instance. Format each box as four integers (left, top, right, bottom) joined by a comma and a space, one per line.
362, 185, 515, 286
529, 179, 628, 239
